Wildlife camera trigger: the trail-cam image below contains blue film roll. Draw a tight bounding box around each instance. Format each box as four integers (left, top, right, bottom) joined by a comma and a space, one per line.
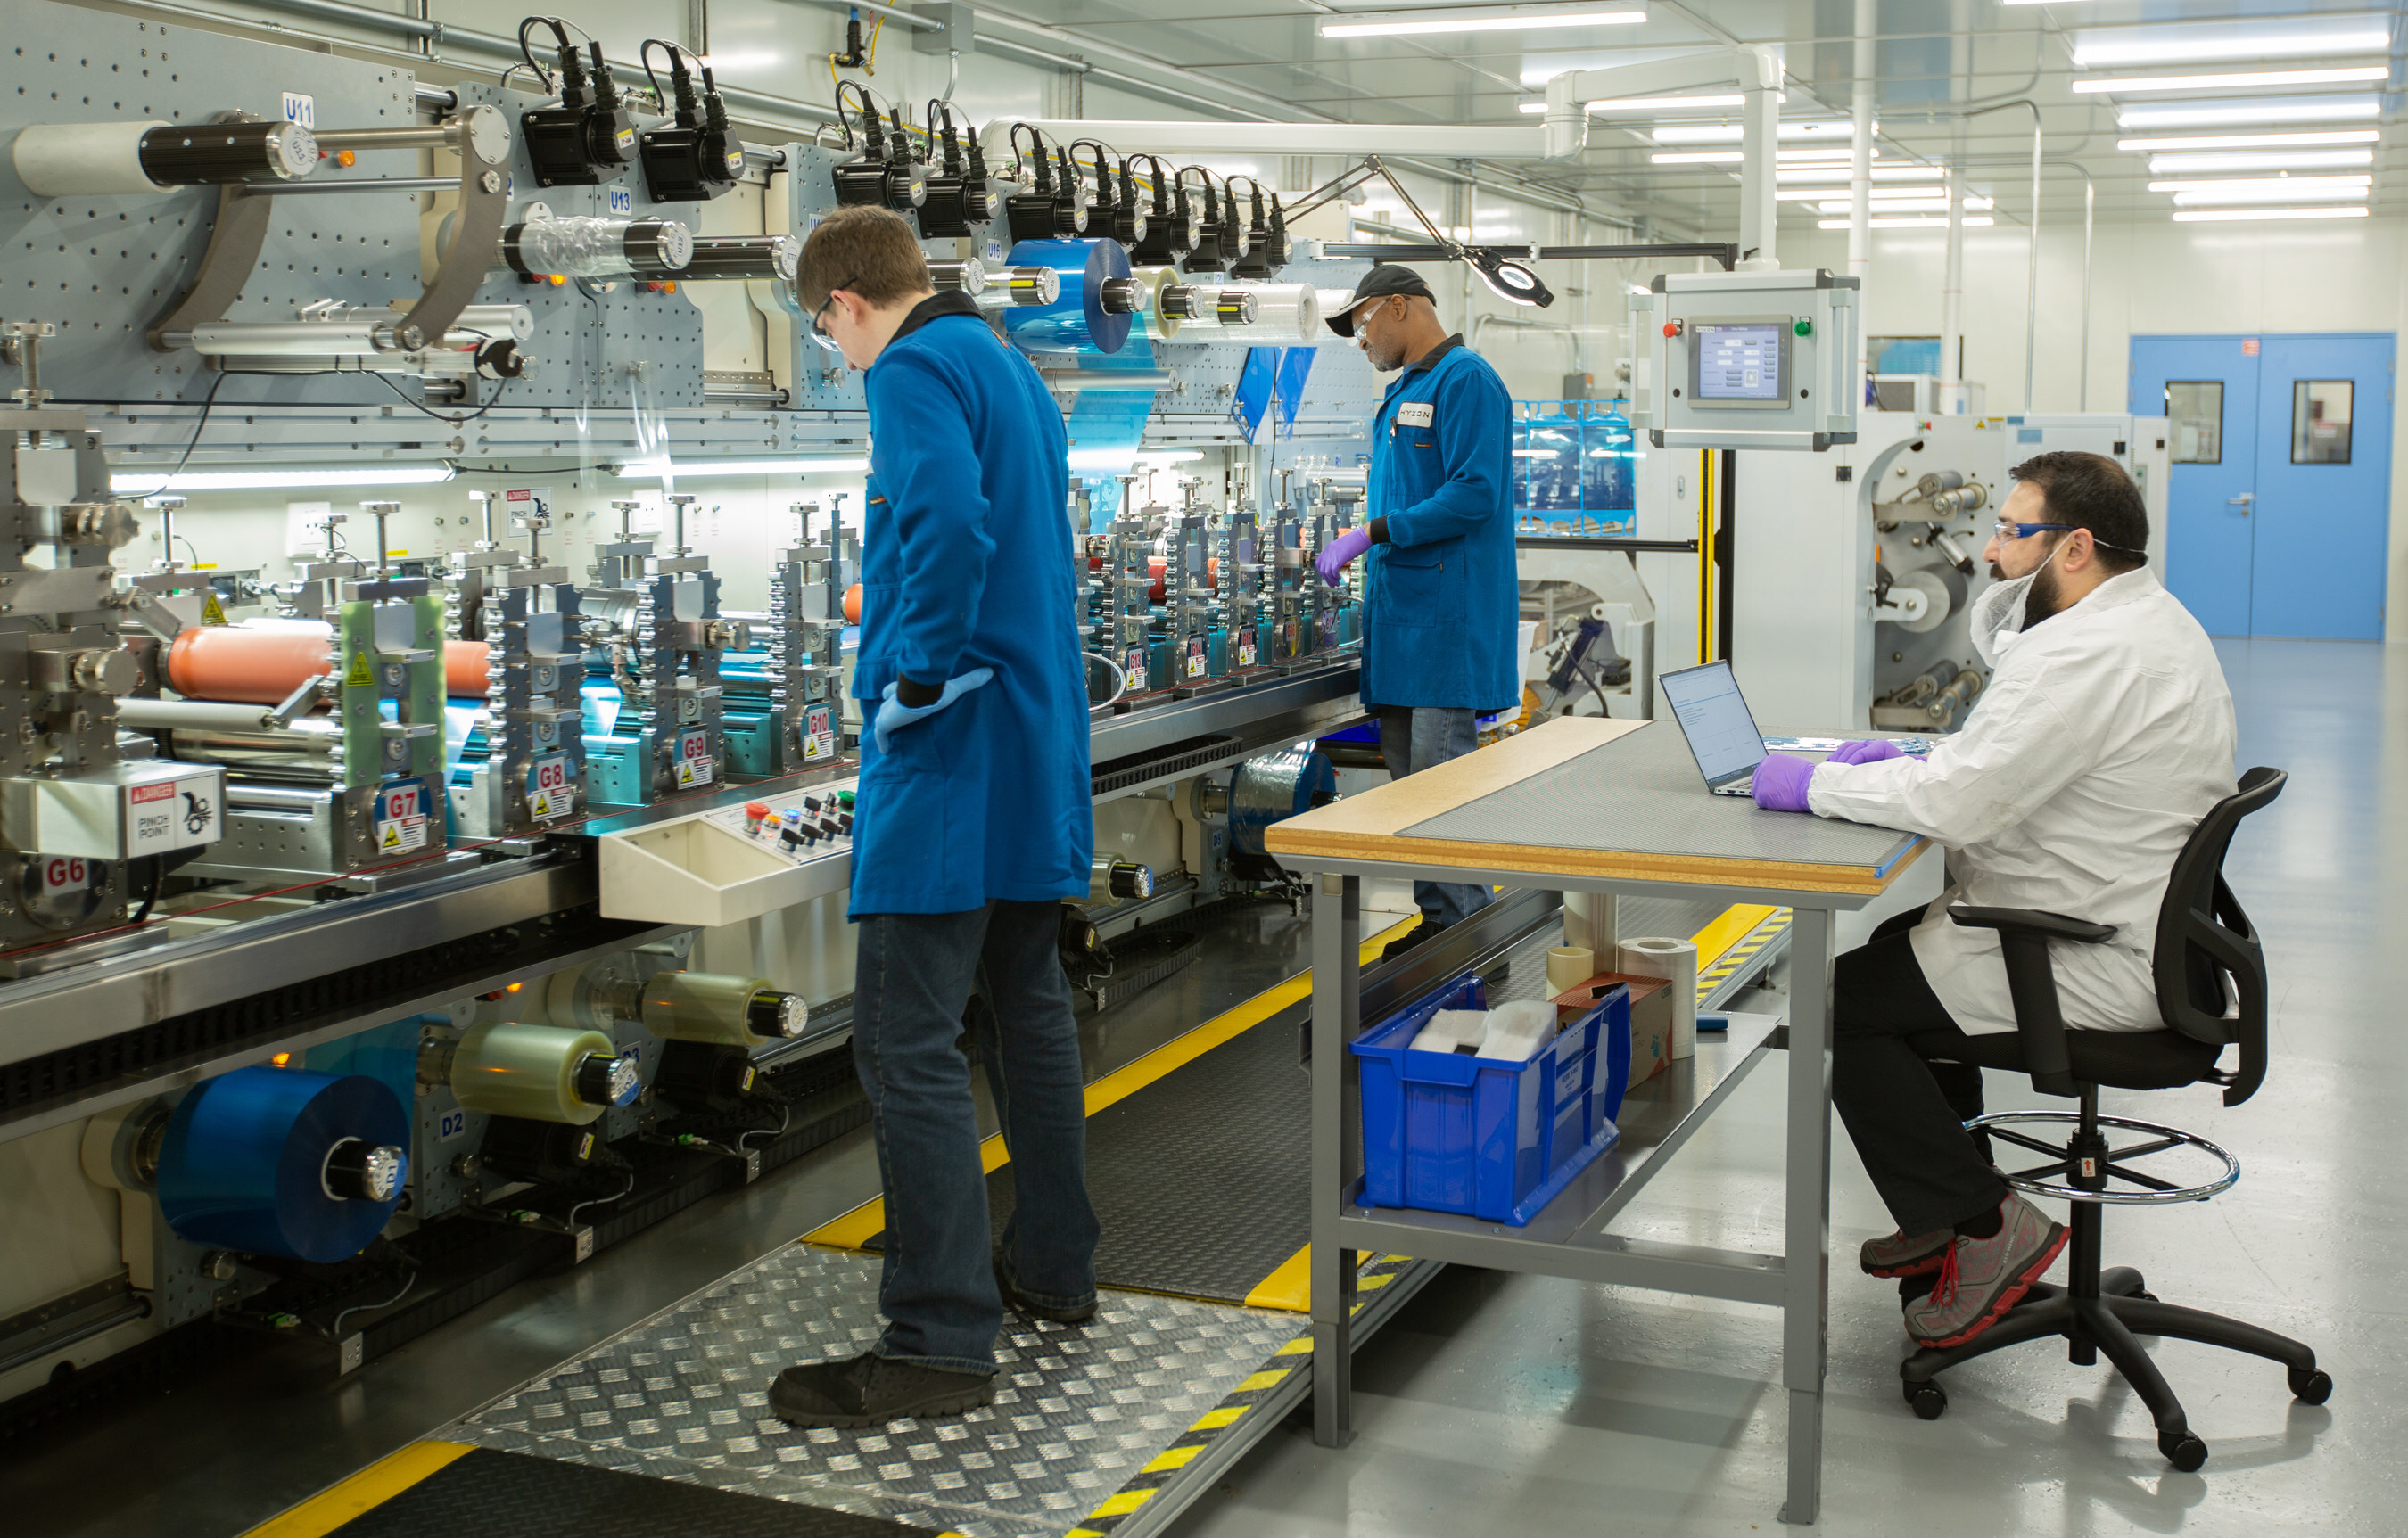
1002, 237, 1134, 357
154, 1066, 411, 1263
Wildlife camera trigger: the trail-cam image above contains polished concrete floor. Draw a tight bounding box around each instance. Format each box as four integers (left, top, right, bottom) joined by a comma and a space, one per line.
10, 639, 2392, 1537
1164, 638, 2397, 1537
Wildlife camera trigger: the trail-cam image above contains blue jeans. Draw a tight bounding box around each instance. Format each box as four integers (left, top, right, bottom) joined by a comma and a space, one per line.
853, 901, 1101, 1373
1377, 706, 1496, 927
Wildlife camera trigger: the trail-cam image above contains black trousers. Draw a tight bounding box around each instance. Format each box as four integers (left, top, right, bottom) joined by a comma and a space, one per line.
1831, 911, 2010, 1236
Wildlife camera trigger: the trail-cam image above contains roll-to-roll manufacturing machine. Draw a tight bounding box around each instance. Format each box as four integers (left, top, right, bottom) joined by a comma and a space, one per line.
0, 1, 1396, 1431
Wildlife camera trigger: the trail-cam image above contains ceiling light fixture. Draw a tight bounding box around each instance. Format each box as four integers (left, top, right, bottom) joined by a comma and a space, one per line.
1817, 216, 1995, 229
111, 465, 457, 494
1776, 164, 1946, 184
2116, 95, 2381, 128
2148, 149, 2373, 174
1650, 121, 1866, 143
2172, 205, 2369, 222
2116, 129, 2379, 152
1814, 195, 1992, 213
2072, 22, 2392, 69
2148, 174, 2372, 203
615, 457, 870, 478
2074, 66, 2389, 94
1320, 5, 1646, 39
1649, 147, 1879, 165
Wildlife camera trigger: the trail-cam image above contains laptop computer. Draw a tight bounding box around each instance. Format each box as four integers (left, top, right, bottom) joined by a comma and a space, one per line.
1659, 660, 1774, 797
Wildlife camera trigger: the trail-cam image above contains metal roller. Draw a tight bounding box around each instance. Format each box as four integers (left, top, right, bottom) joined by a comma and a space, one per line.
500, 216, 693, 279
12, 119, 317, 195
680, 235, 796, 283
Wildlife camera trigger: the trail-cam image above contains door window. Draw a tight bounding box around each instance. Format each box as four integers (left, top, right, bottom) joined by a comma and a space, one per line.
2164, 381, 2223, 464
2291, 380, 2353, 465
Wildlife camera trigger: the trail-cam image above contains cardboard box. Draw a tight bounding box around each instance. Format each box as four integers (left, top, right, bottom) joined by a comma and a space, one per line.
1552, 972, 1676, 1084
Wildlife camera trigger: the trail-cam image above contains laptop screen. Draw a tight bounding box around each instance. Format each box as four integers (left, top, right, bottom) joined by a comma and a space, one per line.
1660, 661, 1769, 786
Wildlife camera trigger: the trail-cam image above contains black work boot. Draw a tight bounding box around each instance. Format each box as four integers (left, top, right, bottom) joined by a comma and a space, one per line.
768, 1351, 994, 1428
1381, 917, 1446, 962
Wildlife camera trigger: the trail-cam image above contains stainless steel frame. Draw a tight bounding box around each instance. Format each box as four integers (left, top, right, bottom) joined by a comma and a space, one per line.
1306, 854, 1880, 1526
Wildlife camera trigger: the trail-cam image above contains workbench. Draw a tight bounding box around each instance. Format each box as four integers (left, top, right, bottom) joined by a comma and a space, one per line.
1266, 714, 1929, 1525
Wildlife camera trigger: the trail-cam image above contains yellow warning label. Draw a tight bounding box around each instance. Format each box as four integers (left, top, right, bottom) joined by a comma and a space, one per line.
380, 824, 401, 851
344, 649, 375, 687
199, 591, 227, 626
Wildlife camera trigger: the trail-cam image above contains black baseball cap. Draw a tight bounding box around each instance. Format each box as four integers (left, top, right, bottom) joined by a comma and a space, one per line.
1326, 265, 1437, 337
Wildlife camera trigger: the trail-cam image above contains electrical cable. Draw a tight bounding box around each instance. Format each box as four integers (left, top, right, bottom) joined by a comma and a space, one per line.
129, 856, 164, 926
368, 369, 515, 427
325, 1262, 419, 1340
146, 368, 235, 497
564, 1172, 637, 1228
1084, 650, 1129, 707
738, 1103, 791, 1148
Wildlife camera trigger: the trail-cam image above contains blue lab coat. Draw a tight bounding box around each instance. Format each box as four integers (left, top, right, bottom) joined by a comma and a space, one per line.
1360, 335, 1520, 712
849, 292, 1092, 917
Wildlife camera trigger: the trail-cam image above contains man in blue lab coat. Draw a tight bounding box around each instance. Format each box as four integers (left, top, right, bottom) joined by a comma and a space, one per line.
771, 207, 1098, 1428
1317, 265, 1520, 958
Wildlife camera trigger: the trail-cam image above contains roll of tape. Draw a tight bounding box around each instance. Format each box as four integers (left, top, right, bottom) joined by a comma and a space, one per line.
642, 972, 795, 1048
153, 1067, 410, 1263
1002, 237, 1135, 357
1208, 282, 1323, 343
1129, 265, 1184, 341
1546, 946, 1595, 998
1619, 937, 1700, 1060
449, 1021, 619, 1124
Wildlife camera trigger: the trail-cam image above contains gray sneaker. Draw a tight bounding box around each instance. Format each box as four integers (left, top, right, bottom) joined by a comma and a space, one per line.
1860, 1227, 1952, 1278
1902, 1195, 2067, 1349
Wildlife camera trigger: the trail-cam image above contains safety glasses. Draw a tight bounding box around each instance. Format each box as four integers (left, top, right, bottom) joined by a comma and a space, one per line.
810, 275, 860, 355
1993, 520, 2072, 542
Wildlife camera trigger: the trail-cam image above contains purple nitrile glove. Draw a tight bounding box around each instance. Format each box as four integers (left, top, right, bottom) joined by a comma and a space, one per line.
1315, 524, 1374, 586
1751, 752, 1817, 813
1827, 737, 1904, 767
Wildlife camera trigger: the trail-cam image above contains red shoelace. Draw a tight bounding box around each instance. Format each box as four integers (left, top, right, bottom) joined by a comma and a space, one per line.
1930, 1240, 1963, 1308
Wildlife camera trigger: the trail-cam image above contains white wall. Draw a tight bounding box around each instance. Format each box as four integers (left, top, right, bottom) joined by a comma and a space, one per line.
1778, 215, 2408, 641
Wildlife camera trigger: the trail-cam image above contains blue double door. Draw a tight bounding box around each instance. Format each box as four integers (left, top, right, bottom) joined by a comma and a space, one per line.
2130, 333, 2394, 639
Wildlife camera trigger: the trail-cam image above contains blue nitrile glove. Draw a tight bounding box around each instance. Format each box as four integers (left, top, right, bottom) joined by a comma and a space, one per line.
1751, 752, 1816, 813
873, 668, 994, 754
1827, 738, 1904, 766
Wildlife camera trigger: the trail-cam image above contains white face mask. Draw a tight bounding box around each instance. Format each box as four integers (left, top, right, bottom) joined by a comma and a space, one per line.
1968, 535, 2072, 668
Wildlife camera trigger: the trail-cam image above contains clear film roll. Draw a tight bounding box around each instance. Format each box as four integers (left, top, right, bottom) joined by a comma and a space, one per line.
1127, 266, 1186, 341
153, 1066, 411, 1263
448, 1021, 620, 1124
1002, 237, 1136, 357
641, 972, 803, 1049
1197, 283, 1322, 344
1618, 937, 1700, 1060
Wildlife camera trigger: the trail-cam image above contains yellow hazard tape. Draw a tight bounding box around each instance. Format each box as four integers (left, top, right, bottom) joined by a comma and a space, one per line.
242, 1441, 476, 1538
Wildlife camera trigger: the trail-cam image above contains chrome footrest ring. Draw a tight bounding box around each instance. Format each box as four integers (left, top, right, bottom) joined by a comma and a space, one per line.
1967, 1110, 2240, 1205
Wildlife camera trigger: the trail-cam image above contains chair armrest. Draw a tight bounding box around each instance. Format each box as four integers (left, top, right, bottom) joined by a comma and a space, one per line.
1949, 907, 2119, 945
1946, 907, 2107, 1097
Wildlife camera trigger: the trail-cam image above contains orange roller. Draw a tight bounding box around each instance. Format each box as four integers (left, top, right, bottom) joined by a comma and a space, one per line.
844, 583, 862, 624
166, 625, 491, 703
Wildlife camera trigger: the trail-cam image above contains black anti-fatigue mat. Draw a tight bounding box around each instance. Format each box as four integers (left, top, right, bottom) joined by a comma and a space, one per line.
326, 1448, 932, 1537
868, 1007, 1310, 1306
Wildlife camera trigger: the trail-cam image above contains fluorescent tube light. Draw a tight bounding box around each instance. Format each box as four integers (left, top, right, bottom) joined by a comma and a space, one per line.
2073, 21, 2392, 69
2117, 95, 2380, 128
1817, 217, 1995, 229
2172, 205, 2369, 222
1814, 196, 1992, 213
2148, 175, 2371, 204
1650, 148, 1880, 165
1776, 164, 1945, 184
2074, 66, 2388, 94
2116, 130, 2378, 151
1322, 6, 1646, 39
614, 458, 869, 478
1650, 120, 1866, 143
1520, 95, 1745, 113
111, 465, 456, 494
2148, 149, 2372, 174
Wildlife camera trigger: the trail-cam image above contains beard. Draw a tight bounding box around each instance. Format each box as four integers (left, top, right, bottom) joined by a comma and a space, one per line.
1365, 340, 1402, 372
2023, 551, 2069, 627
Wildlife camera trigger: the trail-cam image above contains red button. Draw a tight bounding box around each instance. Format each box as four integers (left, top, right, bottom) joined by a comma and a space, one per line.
1662, 321, 1681, 338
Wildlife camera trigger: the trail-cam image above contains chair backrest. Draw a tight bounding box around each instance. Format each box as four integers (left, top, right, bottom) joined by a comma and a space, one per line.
2152, 766, 2284, 1105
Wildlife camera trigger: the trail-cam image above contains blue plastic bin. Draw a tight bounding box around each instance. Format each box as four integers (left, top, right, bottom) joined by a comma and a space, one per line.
1352, 972, 1631, 1225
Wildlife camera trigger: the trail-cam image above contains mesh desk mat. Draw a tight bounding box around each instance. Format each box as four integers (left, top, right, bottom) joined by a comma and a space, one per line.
1398, 721, 1919, 872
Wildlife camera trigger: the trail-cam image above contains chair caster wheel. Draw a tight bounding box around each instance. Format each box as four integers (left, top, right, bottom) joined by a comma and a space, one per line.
1904, 1381, 1947, 1420
2159, 1431, 2208, 1472
2288, 1367, 2332, 1404
2134, 1291, 2158, 1303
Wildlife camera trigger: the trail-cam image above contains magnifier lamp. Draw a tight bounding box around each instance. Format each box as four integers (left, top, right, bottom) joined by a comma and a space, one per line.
1285, 153, 1557, 309
1467, 245, 1554, 307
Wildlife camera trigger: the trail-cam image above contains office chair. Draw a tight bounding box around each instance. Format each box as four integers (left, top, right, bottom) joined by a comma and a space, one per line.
1899, 767, 2329, 1471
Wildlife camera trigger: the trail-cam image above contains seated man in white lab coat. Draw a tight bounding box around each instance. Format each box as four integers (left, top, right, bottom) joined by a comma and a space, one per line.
1749, 450, 2237, 1352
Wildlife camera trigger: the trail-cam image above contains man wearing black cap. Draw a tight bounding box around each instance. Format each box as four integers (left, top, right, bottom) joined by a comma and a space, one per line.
1315, 265, 1519, 958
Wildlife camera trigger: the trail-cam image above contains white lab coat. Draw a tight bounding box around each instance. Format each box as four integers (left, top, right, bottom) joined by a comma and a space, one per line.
1808, 568, 2237, 1036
